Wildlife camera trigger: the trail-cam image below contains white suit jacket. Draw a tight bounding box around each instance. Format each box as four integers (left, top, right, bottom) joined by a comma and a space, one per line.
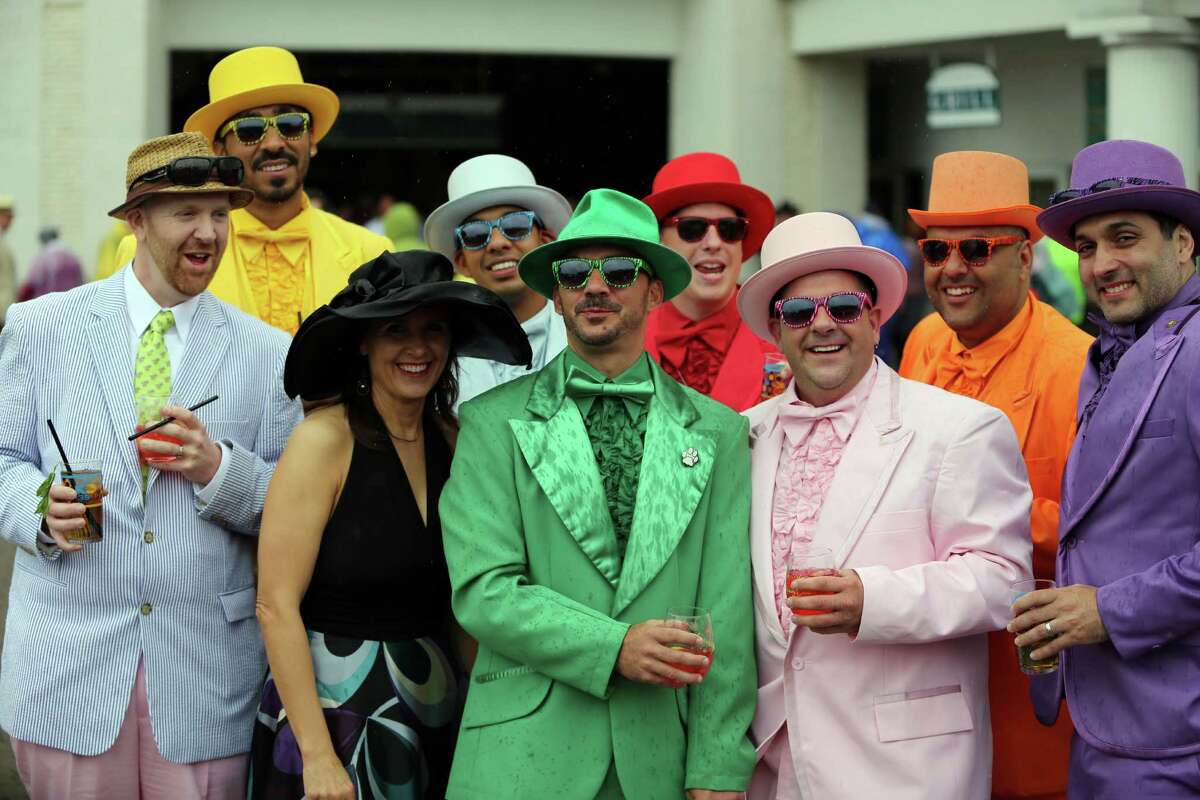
0, 271, 301, 762
744, 361, 1032, 799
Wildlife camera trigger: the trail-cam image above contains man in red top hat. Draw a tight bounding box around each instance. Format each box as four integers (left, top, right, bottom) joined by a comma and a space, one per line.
643, 153, 784, 411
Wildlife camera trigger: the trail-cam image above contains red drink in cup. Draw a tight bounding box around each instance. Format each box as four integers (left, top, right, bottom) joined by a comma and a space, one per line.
787, 544, 836, 616
666, 606, 714, 685
135, 395, 180, 464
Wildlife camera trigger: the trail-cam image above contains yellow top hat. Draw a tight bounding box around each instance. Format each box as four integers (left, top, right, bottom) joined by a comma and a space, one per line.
184, 47, 340, 144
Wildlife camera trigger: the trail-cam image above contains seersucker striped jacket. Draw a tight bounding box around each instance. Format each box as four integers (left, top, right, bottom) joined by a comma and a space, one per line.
0, 269, 302, 763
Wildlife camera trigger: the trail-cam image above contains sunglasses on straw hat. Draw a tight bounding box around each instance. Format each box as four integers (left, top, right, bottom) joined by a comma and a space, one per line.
129, 156, 244, 192
217, 111, 312, 146
918, 235, 1024, 268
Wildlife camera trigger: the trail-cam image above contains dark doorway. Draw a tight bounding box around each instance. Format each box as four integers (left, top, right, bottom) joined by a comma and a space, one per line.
170, 50, 671, 224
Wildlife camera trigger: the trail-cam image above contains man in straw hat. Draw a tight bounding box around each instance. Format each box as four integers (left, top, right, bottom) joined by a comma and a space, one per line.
0, 132, 302, 798
424, 153, 573, 406
737, 212, 1033, 799
900, 151, 1089, 799
1009, 140, 1200, 796
439, 188, 756, 799
116, 46, 391, 335
643, 152, 784, 411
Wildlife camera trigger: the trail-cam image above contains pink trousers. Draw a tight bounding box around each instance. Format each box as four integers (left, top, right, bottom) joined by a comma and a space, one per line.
11, 658, 248, 800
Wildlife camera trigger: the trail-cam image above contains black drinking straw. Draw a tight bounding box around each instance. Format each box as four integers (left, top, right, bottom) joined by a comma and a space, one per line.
46, 419, 99, 537
128, 395, 219, 441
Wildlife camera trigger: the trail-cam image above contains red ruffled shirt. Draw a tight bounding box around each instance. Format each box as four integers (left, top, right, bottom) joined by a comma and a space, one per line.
653, 297, 742, 396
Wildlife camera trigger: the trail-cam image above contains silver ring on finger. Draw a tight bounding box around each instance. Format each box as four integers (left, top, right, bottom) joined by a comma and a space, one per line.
177, 444, 185, 457
1044, 621, 1054, 636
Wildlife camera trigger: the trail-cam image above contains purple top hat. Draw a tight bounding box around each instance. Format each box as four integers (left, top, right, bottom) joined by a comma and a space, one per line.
1037, 139, 1200, 248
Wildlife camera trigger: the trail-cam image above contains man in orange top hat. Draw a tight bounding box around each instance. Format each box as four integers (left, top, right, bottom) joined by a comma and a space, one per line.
900, 151, 1091, 799
112, 47, 390, 335
643, 153, 786, 411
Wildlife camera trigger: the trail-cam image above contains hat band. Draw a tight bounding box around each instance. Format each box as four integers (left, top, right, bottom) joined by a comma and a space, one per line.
1048, 176, 1172, 207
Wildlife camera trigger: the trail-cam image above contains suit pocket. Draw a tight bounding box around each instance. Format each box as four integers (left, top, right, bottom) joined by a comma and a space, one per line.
218, 584, 257, 622
862, 509, 927, 534
461, 665, 552, 729
14, 553, 64, 588
1138, 417, 1175, 439
873, 684, 973, 742
206, 418, 252, 448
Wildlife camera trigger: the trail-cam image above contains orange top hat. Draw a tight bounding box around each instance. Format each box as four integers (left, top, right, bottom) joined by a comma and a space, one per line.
908, 151, 1044, 242
185, 47, 339, 144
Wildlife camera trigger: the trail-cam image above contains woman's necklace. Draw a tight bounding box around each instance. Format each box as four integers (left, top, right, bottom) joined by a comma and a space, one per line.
386, 425, 422, 443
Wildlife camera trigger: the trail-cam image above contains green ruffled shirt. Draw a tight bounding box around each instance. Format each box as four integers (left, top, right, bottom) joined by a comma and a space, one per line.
563, 350, 652, 563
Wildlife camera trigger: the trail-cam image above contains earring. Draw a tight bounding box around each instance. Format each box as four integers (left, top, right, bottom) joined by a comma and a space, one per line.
356, 374, 370, 395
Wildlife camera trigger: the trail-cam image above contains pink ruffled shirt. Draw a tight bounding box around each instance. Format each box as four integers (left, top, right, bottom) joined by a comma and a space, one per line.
770, 362, 877, 631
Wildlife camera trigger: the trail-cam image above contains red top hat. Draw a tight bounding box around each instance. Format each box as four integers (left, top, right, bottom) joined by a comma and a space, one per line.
643, 152, 775, 258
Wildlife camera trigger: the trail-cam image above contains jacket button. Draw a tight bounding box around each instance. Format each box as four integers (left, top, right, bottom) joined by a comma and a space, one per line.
139, 603, 152, 616
143, 531, 154, 544
792, 658, 805, 670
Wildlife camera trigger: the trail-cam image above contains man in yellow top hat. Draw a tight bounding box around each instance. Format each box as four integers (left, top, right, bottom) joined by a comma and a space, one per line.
899, 151, 1091, 800
114, 47, 390, 335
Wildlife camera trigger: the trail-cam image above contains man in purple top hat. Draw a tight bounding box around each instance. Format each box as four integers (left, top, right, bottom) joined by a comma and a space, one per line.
1009, 139, 1200, 797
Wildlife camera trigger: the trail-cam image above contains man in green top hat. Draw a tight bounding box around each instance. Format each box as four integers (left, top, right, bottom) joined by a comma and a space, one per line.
440, 188, 756, 799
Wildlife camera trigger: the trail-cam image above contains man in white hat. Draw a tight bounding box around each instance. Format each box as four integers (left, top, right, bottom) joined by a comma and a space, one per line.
737, 212, 1033, 799
115, 47, 391, 336
0, 194, 16, 326
424, 154, 573, 406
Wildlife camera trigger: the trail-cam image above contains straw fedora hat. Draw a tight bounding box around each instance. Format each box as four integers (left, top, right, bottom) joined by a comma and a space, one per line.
518, 189, 692, 301
423, 154, 573, 259
908, 151, 1044, 242
643, 152, 776, 258
737, 212, 908, 342
184, 47, 340, 144
108, 132, 253, 219
1037, 139, 1200, 249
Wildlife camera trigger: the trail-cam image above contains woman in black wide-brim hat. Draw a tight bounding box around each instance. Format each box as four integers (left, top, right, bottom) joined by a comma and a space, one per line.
251, 251, 531, 800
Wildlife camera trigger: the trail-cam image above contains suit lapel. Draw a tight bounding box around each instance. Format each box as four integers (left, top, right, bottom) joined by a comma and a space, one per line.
710, 323, 763, 410
814, 364, 913, 567
511, 354, 621, 585
613, 374, 714, 616
86, 273, 140, 488
147, 294, 229, 494
1062, 320, 1188, 535
748, 395, 789, 646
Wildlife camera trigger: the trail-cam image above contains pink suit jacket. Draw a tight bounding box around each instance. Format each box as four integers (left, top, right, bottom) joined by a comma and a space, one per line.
744, 361, 1033, 800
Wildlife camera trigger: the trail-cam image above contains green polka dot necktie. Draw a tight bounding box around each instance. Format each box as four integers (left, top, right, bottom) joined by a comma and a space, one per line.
134, 309, 174, 485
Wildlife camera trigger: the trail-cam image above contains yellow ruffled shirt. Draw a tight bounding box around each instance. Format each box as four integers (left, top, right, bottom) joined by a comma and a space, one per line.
235, 201, 312, 335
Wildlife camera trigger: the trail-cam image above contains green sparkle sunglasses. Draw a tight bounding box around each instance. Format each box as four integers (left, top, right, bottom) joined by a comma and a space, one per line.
551, 256, 647, 289
217, 111, 311, 145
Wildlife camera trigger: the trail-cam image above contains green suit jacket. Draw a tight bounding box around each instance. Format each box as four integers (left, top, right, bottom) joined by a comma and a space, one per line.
440, 351, 756, 799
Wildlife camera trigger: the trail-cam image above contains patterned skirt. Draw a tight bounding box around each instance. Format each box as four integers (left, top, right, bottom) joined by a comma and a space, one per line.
248, 629, 463, 800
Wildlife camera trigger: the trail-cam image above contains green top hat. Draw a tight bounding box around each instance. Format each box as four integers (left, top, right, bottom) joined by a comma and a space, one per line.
518, 188, 692, 301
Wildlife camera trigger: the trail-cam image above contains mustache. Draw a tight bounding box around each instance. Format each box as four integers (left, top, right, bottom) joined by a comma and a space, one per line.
252, 150, 298, 170
575, 297, 621, 313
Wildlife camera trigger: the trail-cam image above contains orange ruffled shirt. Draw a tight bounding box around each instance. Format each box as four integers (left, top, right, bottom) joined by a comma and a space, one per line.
900, 293, 1092, 800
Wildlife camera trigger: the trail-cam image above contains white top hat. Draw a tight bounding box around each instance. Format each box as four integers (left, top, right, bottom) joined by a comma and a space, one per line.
737, 212, 908, 341
423, 154, 573, 259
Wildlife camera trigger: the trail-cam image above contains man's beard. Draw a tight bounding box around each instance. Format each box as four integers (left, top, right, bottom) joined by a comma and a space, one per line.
252, 150, 306, 203
564, 293, 648, 347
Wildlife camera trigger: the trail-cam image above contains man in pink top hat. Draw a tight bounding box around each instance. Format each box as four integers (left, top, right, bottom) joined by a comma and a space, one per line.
737, 212, 1033, 799
643, 153, 785, 411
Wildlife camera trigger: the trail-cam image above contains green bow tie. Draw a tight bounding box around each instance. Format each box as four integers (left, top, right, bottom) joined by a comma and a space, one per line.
565, 369, 654, 402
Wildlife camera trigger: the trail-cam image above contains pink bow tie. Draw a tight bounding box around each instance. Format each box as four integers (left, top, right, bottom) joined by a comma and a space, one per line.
777, 398, 856, 446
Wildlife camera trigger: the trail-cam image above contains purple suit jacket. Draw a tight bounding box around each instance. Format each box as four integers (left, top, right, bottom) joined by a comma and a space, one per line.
1033, 277, 1200, 758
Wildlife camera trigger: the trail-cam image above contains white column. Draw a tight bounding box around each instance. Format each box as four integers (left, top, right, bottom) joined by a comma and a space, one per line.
667, 0, 867, 215
1070, 14, 1200, 188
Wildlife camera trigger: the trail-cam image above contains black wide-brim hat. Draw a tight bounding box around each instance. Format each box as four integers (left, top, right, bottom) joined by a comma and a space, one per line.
284, 250, 532, 400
